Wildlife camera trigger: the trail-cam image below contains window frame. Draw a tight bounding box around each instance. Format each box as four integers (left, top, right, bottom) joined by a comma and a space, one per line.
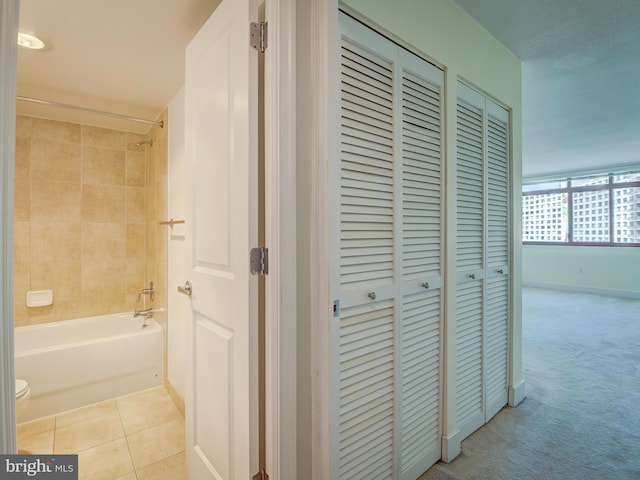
522, 173, 640, 247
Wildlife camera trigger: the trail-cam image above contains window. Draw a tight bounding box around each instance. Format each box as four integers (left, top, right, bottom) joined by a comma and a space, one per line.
522, 192, 567, 242
522, 172, 640, 246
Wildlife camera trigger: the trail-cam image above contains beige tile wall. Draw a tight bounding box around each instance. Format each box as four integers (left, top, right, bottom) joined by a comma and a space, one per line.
13, 116, 151, 326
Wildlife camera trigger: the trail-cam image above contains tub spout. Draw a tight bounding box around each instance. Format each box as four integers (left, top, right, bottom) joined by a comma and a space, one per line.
133, 308, 153, 319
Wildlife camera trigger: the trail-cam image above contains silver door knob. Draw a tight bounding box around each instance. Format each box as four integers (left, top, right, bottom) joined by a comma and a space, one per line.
368, 291, 377, 300
422, 282, 430, 289
469, 273, 476, 279
178, 280, 192, 297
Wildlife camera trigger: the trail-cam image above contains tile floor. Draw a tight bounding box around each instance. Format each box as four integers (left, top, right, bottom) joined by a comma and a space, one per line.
17, 386, 186, 480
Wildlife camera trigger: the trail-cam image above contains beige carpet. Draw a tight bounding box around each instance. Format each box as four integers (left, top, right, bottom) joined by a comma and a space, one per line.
419, 287, 640, 480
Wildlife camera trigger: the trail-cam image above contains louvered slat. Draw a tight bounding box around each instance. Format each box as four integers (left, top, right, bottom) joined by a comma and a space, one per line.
456, 281, 483, 429
456, 100, 484, 271
485, 276, 508, 410
400, 290, 441, 474
339, 302, 395, 479
401, 70, 442, 281
340, 41, 395, 288
487, 113, 509, 268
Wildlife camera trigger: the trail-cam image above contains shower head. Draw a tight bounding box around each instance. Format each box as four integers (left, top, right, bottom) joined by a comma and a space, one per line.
136, 139, 153, 148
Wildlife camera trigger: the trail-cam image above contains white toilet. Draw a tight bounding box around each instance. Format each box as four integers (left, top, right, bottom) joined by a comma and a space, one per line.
15, 378, 30, 423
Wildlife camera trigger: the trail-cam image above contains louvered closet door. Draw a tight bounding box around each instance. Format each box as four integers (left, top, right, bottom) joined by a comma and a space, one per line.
455, 83, 511, 441
336, 13, 444, 480
455, 85, 486, 440
485, 101, 510, 420
399, 49, 444, 480
338, 20, 397, 480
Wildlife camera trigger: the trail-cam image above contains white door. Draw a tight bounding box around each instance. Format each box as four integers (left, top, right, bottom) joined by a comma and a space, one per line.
184, 0, 259, 478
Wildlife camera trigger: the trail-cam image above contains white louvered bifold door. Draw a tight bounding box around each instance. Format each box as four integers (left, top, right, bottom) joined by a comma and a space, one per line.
335, 13, 444, 480
455, 85, 486, 440
398, 49, 444, 480
485, 100, 510, 420
338, 19, 397, 480
455, 83, 511, 441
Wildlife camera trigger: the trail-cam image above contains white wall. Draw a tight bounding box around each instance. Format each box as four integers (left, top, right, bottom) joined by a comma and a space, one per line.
523, 245, 640, 298
167, 87, 188, 399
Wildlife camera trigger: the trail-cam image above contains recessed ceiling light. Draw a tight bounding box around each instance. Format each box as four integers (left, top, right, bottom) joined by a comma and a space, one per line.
17, 31, 45, 50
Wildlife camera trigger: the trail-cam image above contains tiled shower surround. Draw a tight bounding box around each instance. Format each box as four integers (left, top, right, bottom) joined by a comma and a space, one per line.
14, 114, 178, 476
13, 113, 168, 337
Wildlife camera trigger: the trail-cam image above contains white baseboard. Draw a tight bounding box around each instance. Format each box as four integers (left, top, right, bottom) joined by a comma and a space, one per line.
441, 430, 461, 463
509, 379, 526, 407
523, 281, 640, 300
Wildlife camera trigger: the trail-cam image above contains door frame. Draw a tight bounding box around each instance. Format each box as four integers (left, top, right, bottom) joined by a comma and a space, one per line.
264, 0, 297, 478
0, 0, 19, 455
0, 1, 298, 475
308, 0, 338, 478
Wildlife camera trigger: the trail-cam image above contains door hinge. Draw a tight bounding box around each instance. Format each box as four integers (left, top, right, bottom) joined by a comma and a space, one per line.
250, 247, 269, 275
250, 21, 268, 53
252, 468, 269, 480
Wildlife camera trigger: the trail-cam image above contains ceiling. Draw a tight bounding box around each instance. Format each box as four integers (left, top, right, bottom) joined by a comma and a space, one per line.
17, 1, 640, 178
453, 0, 640, 179
16, 0, 219, 132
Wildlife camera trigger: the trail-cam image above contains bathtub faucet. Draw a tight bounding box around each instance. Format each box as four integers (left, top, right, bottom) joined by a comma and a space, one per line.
133, 308, 154, 319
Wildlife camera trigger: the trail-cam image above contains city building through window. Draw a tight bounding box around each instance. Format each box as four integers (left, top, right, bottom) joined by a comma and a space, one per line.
522, 172, 640, 246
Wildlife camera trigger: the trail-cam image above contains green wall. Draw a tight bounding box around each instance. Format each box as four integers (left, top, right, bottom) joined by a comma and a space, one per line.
341, 0, 521, 105
524, 245, 640, 298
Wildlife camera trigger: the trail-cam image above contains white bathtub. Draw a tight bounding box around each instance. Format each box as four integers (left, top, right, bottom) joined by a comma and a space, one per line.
14, 312, 163, 422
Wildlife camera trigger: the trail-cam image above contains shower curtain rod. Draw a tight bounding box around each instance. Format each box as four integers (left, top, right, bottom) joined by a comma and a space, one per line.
16, 96, 164, 128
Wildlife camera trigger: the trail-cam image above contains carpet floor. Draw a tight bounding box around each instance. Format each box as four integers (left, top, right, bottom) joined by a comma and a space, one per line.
419, 287, 640, 480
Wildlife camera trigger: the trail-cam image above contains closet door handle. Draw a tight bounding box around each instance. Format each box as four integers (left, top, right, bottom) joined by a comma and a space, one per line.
468, 273, 476, 279
368, 291, 377, 300
421, 282, 430, 289
498, 269, 504, 274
